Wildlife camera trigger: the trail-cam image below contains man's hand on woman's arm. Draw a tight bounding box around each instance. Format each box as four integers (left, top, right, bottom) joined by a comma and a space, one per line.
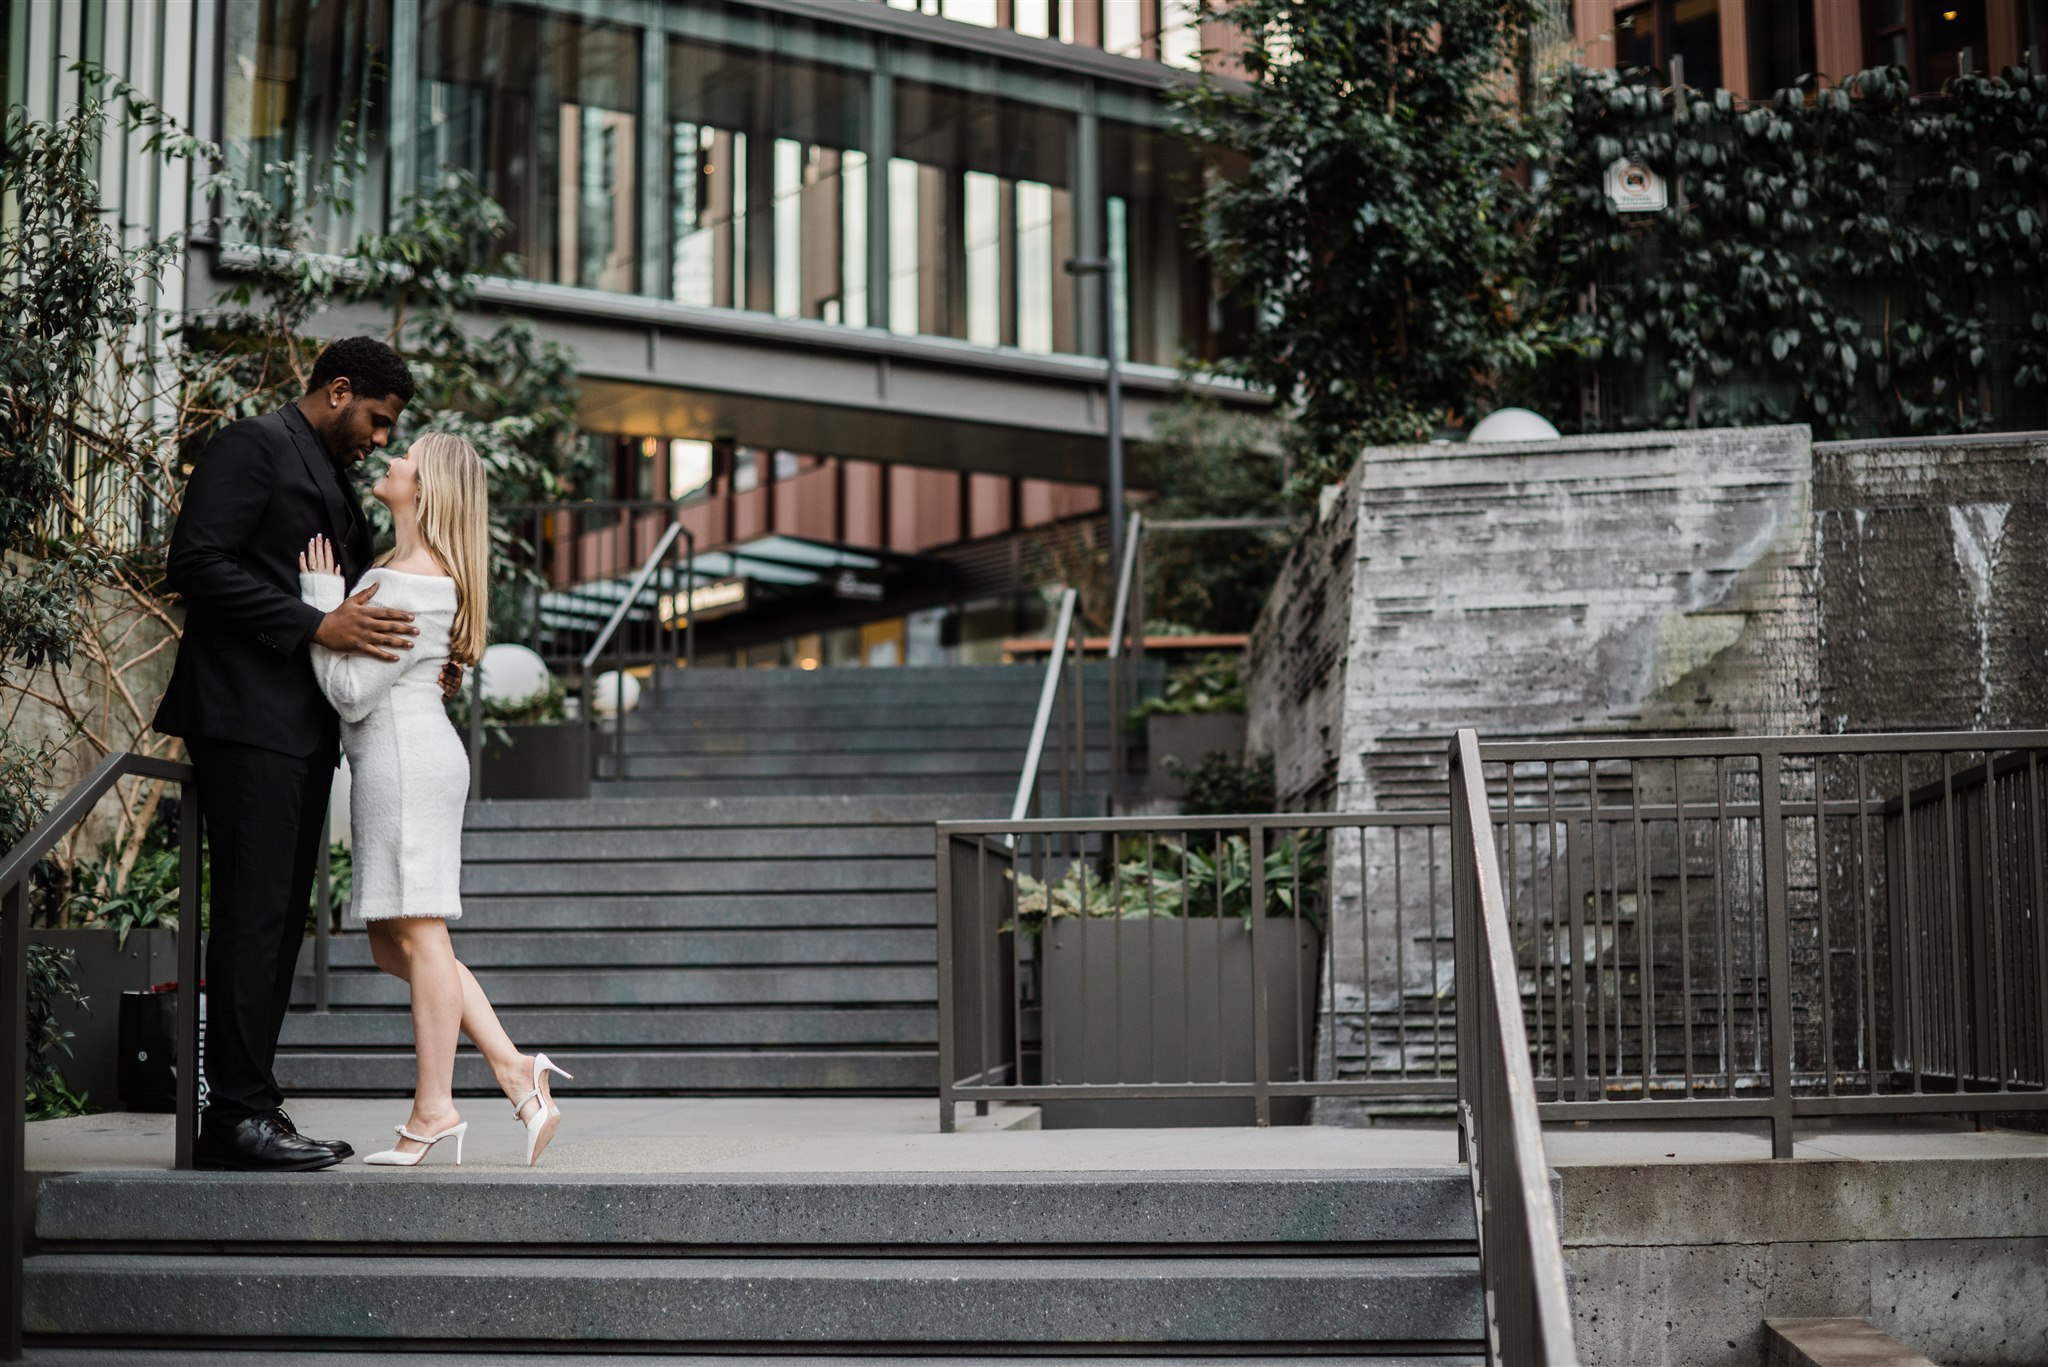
301, 536, 416, 662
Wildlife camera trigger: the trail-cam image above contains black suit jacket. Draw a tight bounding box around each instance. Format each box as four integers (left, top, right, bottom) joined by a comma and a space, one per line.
153, 404, 375, 758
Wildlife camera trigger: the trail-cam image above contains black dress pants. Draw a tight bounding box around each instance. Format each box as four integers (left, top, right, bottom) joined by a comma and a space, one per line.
186, 733, 337, 1126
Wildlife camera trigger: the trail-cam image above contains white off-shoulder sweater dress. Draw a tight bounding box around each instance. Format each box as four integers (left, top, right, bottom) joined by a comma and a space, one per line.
301, 567, 467, 923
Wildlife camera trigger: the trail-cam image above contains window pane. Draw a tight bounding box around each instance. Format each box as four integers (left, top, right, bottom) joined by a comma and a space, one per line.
222, 0, 391, 251
667, 32, 869, 320
1670, 0, 1722, 89
1103, 0, 1145, 56
892, 77, 1076, 352
1100, 121, 1239, 367
1748, 0, 1814, 94
1914, 0, 1986, 86
417, 0, 639, 291
1160, 0, 1202, 69
1615, 1, 1660, 70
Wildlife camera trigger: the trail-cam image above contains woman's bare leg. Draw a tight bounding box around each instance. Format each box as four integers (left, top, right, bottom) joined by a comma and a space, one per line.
368, 925, 541, 1114
367, 918, 463, 1153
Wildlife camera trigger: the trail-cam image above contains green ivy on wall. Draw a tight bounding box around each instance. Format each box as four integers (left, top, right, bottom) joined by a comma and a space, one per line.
1531, 66, 2048, 437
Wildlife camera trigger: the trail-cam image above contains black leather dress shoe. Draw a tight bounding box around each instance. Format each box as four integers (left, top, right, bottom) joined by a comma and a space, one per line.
274, 1108, 354, 1160
195, 1112, 343, 1172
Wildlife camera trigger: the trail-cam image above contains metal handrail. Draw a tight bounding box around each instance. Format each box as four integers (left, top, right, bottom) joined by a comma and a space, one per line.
580, 519, 692, 783
3, 751, 202, 1361
1011, 587, 1081, 825
1449, 728, 1578, 1367
1104, 515, 1144, 809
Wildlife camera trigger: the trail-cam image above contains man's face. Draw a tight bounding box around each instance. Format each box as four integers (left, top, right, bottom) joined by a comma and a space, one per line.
322, 381, 408, 467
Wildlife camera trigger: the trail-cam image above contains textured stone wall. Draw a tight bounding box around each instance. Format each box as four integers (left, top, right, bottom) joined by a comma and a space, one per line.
1814, 432, 2048, 735
1244, 474, 1358, 811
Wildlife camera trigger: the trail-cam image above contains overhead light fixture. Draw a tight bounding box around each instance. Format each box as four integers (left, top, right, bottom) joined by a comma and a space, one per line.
1942, 8, 1959, 19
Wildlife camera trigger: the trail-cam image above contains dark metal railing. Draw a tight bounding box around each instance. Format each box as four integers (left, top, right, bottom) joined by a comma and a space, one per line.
2, 752, 201, 1361
1010, 587, 1087, 826
936, 810, 1457, 1132
1450, 730, 1579, 1366
1474, 730, 2048, 1157
1104, 515, 1145, 809
581, 518, 695, 783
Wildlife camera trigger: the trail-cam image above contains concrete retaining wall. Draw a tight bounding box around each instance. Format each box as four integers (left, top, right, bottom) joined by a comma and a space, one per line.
1561, 1149, 2048, 1366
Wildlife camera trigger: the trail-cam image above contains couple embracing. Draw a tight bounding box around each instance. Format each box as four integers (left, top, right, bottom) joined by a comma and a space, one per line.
153, 336, 569, 1172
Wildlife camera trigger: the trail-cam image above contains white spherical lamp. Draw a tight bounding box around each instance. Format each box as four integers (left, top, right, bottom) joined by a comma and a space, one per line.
590, 669, 642, 719
479, 643, 551, 707
1467, 407, 1562, 443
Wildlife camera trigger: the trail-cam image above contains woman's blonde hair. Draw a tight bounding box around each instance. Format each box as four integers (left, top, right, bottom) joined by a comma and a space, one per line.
378, 431, 490, 665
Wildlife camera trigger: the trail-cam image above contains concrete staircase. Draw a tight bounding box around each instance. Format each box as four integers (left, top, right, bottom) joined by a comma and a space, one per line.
282, 662, 1137, 1096
23, 1166, 1485, 1360
282, 795, 973, 1094
593, 661, 1129, 799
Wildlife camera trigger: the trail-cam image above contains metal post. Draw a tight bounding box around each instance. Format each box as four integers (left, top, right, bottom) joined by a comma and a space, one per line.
1250, 823, 1272, 1127
4, 882, 26, 1362
1759, 750, 1795, 1159
313, 835, 332, 1013
175, 775, 201, 1172
467, 652, 484, 801
1065, 256, 1125, 561
683, 529, 696, 674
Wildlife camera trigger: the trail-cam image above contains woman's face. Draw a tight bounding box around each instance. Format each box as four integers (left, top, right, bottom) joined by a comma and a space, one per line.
372, 445, 421, 511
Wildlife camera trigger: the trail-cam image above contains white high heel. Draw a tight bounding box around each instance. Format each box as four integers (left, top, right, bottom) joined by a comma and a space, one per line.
362, 1120, 467, 1167
512, 1053, 573, 1167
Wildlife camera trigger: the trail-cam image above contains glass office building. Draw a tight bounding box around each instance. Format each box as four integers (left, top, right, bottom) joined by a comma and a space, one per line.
8, 0, 1254, 666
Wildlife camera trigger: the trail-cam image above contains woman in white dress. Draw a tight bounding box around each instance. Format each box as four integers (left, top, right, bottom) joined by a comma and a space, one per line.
297, 431, 569, 1167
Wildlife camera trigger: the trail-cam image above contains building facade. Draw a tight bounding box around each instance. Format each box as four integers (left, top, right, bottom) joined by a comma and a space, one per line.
7, 0, 1254, 668
1571, 0, 2048, 98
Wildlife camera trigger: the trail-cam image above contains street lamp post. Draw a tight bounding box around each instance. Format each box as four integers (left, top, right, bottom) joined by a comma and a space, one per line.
1065, 255, 1124, 560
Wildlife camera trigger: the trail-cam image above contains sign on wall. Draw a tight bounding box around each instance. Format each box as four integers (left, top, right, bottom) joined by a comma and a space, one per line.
1605, 159, 1668, 213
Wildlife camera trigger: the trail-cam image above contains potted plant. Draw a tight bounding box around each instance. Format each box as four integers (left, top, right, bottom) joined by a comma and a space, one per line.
28, 836, 190, 1113
1129, 653, 1249, 801
1011, 828, 1327, 1128
452, 657, 589, 801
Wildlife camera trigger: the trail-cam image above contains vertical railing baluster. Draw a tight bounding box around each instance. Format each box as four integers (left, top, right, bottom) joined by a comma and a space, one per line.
1901, 753, 1924, 1095
1630, 762, 1651, 1099
1856, 753, 1875, 1091
2029, 750, 2048, 1090
1942, 759, 1965, 1088
1984, 752, 2007, 1092
1251, 819, 1271, 1127
1716, 757, 1733, 1098
1675, 758, 1693, 1098
1395, 825, 1408, 1077
1817, 753, 1834, 1096
1759, 749, 1794, 1159
3, 882, 26, 1363
1429, 823, 1443, 1081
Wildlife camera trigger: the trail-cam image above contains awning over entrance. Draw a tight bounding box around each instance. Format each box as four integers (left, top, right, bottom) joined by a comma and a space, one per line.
539, 534, 950, 647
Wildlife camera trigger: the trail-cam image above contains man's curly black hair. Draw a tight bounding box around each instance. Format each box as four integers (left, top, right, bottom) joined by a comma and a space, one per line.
307, 336, 417, 404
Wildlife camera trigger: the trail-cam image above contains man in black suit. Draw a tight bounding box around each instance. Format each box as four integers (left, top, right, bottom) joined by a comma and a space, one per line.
155, 336, 457, 1171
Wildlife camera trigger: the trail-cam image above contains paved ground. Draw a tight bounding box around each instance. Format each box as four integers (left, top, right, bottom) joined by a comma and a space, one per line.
25, 1097, 2046, 1174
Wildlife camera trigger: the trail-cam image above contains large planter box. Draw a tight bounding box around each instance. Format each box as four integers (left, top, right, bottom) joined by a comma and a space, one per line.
1040, 916, 1321, 1128
1145, 712, 1248, 800
468, 723, 590, 800
26, 928, 179, 1111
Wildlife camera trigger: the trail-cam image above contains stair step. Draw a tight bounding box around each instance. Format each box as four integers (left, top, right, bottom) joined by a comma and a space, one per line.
433, 893, 933, 931
23, 1252, 1481, 1347
292, 965, 936, 1009
274, 1048, 935, 1093
279, 1007, 935, 1049
300, 929, 935, 971
463, 825, 937, 861
592, 775, 1086, 797
617, 728, 1108, 754
463, 795, 1004, 828
36, 1169, 1477, 1247
19, 1350, 1476, 1366
460, 860, 933, 896
604, 753, 1107, 779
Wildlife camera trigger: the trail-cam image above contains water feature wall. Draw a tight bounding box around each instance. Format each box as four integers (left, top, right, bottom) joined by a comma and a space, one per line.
1245, 425, 2048, 1093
